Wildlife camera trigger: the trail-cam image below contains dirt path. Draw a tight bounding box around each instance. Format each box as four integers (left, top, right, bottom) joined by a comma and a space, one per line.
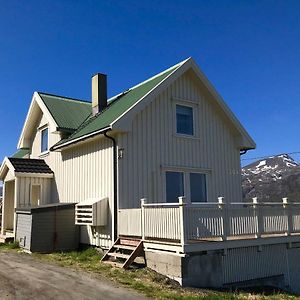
0, 252, 148, 300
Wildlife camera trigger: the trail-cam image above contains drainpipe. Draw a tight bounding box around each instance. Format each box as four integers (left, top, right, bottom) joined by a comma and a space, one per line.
103, 130, 118, 242
240, 149, 248, 156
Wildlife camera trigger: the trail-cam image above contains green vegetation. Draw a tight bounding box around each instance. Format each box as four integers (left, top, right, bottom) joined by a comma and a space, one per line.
0, 241, 20, 250
29, 247, 299, 300
0, 244, 298, 299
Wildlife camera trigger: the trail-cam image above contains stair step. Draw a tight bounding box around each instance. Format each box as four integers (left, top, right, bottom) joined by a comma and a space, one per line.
119, 238, 140, 247
101, 237, 144, 269
107, 252, 130, 259
115, 245, 135, 251
104, 260, 124, 268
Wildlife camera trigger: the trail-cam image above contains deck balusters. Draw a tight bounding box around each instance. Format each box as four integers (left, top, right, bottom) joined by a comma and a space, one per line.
118, 197, 300, 245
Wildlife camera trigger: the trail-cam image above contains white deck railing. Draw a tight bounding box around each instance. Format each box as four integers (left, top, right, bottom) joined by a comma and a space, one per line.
118, 197, 300, 246
118, 208, 142, 237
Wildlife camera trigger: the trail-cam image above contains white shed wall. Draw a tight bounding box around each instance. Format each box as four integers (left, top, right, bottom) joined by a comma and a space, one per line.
118, 70, 242, 208
17, 177, 52, 207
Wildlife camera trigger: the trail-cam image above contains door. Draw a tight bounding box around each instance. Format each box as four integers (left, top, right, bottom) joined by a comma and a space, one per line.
31, 185, 41, 207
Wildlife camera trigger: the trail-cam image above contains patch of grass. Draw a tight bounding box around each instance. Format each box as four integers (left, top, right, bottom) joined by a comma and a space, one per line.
29, 247, 300, 300
0, 241, 19, 250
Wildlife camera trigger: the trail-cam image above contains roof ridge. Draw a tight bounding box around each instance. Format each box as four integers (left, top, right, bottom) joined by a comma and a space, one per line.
38, 92, 91, 104
107, 59, 186, 103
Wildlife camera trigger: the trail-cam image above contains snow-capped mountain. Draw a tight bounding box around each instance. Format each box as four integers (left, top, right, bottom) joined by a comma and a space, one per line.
242, 154, 300, 202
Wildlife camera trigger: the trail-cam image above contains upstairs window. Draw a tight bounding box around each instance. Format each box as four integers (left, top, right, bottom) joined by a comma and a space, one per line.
41, 128, 48, 153
176, 104, 194, 135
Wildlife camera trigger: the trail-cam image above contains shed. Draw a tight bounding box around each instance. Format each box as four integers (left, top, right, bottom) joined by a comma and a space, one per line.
16, 203, 79, 253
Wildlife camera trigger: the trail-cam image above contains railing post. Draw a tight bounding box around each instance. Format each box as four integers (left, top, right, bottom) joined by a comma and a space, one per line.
141, 198, 147, 240
283, 197, 292, 236
218, 197, 228, 241
253, 197, 262, 238
178, 196, 187, 246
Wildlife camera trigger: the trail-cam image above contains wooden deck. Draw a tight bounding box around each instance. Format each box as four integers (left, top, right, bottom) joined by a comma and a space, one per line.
118, 198, 300, 253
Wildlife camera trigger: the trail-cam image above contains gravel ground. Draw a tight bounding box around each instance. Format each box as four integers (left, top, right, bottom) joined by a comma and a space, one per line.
0, 251, 148, 300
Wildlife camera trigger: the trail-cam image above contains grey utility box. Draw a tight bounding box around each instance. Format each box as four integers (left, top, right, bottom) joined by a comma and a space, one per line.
16, 203, 79, 253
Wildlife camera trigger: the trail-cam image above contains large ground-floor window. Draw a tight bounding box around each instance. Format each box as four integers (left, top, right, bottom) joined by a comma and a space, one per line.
165, 170, 207, 203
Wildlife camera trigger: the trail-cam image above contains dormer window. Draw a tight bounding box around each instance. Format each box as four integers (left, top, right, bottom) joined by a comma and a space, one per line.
176, 104, 194, 135
41, 128, 48, 153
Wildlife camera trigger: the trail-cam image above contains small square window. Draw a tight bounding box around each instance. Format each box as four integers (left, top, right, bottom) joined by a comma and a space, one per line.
190, 173, 207, 203
176, 105, 194, 135
41, 128, 48, 153
165, 171, 184, 203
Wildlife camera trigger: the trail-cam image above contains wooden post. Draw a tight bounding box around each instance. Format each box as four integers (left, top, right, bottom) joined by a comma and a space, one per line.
218, 197, 228, 241
283, 197, 291, 236
13, 177, 19, 239
1, 182, 6, 235
253, 197, 262, 238
141, 198, 147, 240
178, 196, 187, 246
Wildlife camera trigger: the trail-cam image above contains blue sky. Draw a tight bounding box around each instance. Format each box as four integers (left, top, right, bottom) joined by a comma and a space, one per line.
0, 1, 299, 165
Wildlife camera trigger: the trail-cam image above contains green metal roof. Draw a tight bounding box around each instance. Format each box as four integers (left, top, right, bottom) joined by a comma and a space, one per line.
12, 148, 30, 158
38, 93, 92, 131
53, 62, 182, 149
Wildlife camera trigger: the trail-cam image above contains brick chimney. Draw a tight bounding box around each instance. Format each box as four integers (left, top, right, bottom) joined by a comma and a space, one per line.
92, 73, 107, 115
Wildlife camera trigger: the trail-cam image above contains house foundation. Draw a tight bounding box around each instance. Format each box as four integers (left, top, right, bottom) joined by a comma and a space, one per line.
145, 243, 300, 294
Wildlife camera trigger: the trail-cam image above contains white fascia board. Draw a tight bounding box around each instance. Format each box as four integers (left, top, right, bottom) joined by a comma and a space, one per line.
112, 57, 256, 150
111, 58, 191, 131
51, 126, 111, 151
0, 157, 15, 180
188, 59, 256, 150
17, 94, 36, 149
35, 92, 58, 132
17, 92, 58, 149
15, 172, 54, 178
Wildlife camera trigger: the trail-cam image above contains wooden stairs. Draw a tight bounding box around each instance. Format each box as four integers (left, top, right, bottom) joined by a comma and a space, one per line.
101, 237, 144, 269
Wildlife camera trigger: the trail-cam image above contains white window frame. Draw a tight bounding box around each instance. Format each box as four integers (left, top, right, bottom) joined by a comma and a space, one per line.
173, 99, 198, 139
162, 166, 210, 204
40, 125, 49, 156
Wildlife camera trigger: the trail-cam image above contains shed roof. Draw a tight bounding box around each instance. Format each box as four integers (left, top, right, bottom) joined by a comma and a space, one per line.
16, 203, 75, 213
8, 158, 53, 174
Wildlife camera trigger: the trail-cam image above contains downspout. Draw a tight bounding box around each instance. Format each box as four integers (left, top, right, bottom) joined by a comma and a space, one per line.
104, 130, 118, 242
240, 149, 248, 156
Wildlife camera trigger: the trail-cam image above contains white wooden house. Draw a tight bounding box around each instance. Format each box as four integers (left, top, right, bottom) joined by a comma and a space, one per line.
1, 57, 300, 292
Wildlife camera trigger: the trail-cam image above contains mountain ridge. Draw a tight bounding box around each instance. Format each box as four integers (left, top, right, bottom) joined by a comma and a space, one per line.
242, 154, 300, 202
